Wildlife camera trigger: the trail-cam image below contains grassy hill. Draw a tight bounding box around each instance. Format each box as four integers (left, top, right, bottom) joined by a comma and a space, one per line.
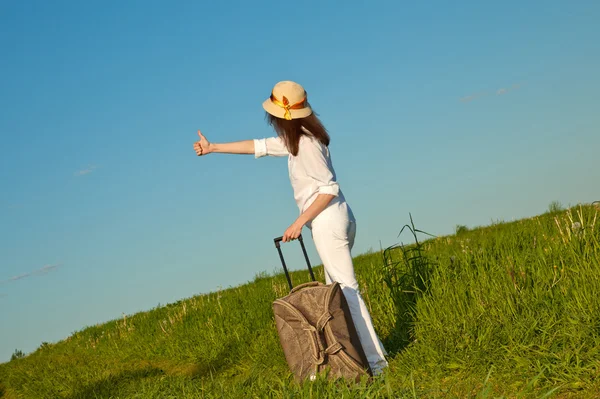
1, 204, 599, 398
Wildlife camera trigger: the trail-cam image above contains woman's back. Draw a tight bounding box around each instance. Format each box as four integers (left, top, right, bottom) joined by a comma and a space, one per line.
290, 133, 345, 215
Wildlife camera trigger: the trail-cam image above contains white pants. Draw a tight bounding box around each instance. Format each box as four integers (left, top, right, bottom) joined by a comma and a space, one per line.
308, 199, 388, 373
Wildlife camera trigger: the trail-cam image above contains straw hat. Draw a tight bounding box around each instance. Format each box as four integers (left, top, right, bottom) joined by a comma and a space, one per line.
262, 81, 313, 120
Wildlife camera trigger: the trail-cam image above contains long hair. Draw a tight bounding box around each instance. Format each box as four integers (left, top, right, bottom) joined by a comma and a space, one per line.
266, 111, 330, 156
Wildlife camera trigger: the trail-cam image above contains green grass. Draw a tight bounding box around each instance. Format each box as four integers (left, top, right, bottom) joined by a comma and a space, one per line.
1, 204, 600, 398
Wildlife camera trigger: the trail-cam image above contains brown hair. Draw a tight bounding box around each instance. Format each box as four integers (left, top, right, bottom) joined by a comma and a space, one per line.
266, 111, 330, 156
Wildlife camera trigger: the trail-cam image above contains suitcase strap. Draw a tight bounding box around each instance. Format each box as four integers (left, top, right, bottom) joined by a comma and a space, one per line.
303, 315, 344, 365
277, 286, 349, 364
316, 311, 333, 331
306, 315, 351, 368
302, 322, 326, 365
276, 299, 339, 366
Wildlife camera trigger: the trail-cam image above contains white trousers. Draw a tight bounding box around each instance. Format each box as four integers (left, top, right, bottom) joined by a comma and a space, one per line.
308, 199, 388, 373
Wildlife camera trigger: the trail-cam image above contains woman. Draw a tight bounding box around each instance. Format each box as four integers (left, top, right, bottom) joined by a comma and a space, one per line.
193, 80, 388, 375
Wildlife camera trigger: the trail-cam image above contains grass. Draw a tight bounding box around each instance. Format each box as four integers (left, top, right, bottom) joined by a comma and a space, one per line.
1, 203, 600, 398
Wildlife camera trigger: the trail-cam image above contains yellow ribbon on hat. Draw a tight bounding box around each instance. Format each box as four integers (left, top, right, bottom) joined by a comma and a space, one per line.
270, 92, 307, 120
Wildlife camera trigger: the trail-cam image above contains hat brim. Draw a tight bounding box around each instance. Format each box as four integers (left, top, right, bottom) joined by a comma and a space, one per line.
262, 98, 312, 120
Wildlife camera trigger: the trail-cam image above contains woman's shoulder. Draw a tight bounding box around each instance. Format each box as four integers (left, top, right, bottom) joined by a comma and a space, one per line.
297, 134, 331, 161
299, 134, 325, 149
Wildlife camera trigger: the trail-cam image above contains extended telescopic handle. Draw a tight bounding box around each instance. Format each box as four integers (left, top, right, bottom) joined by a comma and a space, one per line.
273, 234, 316, 291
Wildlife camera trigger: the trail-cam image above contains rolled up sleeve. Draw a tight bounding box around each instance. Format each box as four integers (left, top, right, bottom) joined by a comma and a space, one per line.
300, 138, 340, 197
254, 138, 268, 158
254, 137, 289, 158
317, 182, 340, 196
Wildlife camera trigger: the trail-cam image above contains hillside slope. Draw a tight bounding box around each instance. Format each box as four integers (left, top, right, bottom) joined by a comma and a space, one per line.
1, 204, 599, 398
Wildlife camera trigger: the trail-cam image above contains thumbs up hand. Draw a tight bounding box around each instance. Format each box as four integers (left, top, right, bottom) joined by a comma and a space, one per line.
193, 130, 212, 156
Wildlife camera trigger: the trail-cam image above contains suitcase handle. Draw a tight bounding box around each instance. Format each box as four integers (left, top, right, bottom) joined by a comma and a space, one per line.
290, 281, 323, 294
273, 234, 316, 291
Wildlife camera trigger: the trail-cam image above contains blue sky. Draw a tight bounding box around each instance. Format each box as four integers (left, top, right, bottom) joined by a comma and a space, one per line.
0, 0, 598, 362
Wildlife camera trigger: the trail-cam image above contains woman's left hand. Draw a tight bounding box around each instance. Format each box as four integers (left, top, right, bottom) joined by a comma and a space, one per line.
282, 220, 304, 243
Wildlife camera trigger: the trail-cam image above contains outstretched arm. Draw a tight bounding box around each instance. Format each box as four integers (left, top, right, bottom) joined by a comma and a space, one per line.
194, 130, 254, 155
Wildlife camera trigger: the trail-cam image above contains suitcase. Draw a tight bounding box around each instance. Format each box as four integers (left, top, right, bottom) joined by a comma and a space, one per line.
271, 234, 372, 382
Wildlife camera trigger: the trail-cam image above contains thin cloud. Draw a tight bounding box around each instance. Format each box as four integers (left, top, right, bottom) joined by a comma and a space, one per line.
461, 83, 522, 103
75, 165, 98, 176
460, 91, 489, 103
497, 83, 520, 96
0, 263, 62, 284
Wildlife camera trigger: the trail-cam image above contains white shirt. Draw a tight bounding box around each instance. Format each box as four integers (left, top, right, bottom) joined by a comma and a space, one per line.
253, 131, 345, 215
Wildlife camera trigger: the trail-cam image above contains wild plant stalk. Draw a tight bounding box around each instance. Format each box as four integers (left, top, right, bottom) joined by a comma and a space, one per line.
381, 213, 436, 350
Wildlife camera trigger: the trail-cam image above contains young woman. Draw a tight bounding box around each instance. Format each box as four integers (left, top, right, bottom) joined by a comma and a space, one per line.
193, 80, 388, 375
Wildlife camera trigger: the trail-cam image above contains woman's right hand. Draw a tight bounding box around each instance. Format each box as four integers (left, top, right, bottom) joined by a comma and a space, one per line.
193, 130, 212, 156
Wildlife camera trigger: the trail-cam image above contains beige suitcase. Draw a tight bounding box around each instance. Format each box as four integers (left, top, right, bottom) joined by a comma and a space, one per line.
272, 234, 371, 382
